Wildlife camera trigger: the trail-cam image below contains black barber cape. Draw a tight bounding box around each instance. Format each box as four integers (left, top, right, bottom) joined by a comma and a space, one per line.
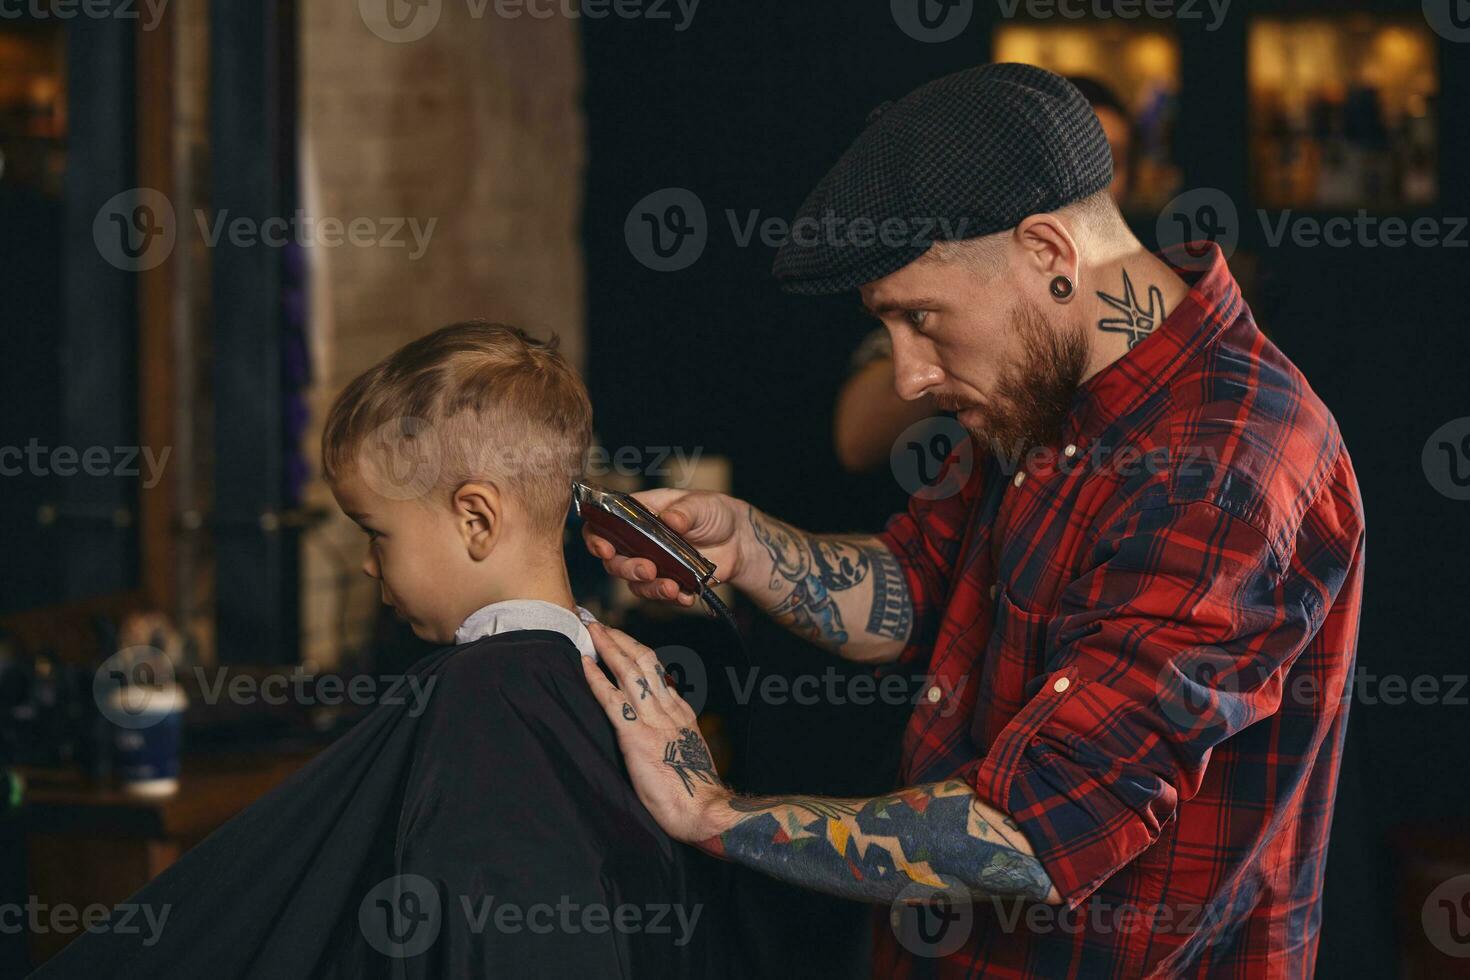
31, 630, 721, 979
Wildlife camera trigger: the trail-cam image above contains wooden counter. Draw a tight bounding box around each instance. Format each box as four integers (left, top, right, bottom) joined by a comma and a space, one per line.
17, 749, 318, 966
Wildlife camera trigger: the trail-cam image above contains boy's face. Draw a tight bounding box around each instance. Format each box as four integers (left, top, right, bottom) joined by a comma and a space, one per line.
329, 463, 483, 645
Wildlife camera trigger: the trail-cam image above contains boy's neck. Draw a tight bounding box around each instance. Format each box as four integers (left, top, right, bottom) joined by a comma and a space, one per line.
475, 557, 578, 615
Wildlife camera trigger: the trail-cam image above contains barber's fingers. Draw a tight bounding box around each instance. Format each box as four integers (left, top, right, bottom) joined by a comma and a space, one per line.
579, 532, 656, 583
579, 533, 697, 606
580, 653, 630, 719
633, 490, 731, 544
628, 487, 689, 515
586, 624, 680, 722
600, 554, 696, 603
646, 583, 697, 607
625, 576, 696, 605
592, 623, 696, 721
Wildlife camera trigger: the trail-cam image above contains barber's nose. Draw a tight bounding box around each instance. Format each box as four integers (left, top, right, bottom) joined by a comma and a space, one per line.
362, 551, 381, 581
890, 336, 943, 402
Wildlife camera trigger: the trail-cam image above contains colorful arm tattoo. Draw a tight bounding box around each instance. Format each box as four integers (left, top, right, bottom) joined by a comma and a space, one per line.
700, 779, 1055, 906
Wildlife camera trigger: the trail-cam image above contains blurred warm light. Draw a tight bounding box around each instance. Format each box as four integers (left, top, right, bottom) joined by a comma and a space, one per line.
1127, 34, 1177, 80
994, 24, 1179, 111
1249, 18, 1435, 119
1248, 16, 1438, 208
993, 23, 1181, 210
28, 76, 59, 107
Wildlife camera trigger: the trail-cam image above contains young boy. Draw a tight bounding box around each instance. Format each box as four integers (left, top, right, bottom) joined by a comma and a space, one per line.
36, 322, 717, 979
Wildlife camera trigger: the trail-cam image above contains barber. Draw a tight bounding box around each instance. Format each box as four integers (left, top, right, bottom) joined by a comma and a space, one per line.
834, 75, 1135, 476
579, 64, 1364, 978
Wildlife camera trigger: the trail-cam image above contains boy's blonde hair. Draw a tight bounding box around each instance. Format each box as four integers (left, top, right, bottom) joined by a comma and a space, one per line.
321, 321, 592, 535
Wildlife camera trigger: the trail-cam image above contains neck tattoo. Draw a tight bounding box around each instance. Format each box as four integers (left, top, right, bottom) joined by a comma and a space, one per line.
1097, 268, 1167, 350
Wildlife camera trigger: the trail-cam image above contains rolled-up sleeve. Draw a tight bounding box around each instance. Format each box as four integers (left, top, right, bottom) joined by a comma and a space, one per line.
969, 498, 1331, 908
877, 450, 983, 672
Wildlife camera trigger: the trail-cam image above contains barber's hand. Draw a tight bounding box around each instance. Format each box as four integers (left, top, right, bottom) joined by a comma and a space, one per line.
581, 489, 753, 606
580, 623, 734, 844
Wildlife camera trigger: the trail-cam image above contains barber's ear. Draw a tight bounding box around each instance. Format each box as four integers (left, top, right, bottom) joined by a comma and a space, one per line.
453, 482, 502, 560
1014, 213, 1080, 282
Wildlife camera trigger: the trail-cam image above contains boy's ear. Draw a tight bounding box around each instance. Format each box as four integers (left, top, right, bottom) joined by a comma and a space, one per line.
452, 482, 503, 560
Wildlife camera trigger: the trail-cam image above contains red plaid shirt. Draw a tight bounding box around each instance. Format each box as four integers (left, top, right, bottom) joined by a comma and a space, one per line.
872, 244, 1365, 979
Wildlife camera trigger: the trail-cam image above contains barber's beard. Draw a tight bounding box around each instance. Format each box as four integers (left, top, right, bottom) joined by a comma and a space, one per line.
940, 300, 1091, 458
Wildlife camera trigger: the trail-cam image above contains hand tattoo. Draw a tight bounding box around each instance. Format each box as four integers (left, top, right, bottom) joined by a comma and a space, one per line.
1097, 268, 1166, 349
637, 677, 652, 700
663, 728, 717, 797
622, 703, 637, 721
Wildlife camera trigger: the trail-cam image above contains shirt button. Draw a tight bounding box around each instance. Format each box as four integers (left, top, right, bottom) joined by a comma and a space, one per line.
1053, 677, 1070, 694
989, 584, 998, 600
1013, 471, 1025, 488
926, 685, 942, 703
1063, 444, 1078, 458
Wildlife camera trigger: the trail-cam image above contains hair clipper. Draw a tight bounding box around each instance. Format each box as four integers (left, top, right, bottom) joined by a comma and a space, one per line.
571, 482, 742, 644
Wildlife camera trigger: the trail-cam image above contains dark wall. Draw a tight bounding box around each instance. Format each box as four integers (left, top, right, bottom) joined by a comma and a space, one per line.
581, 3, 1470, 976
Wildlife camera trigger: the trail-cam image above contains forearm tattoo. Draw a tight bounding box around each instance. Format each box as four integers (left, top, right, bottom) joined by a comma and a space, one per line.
748, 512, 912, 650
1097, 268, 1167, 349
705, 780, 1054, 905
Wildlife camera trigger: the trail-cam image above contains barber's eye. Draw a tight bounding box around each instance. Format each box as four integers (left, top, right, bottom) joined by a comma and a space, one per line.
905, 310, 930, 330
